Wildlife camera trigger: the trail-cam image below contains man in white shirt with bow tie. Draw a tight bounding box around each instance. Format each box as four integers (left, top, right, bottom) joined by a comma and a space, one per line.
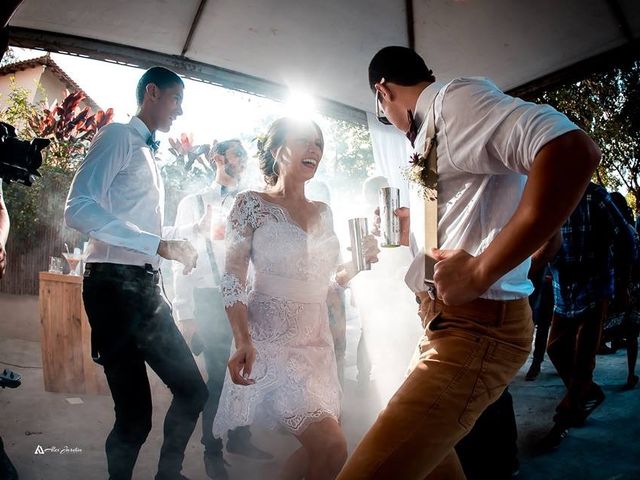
65, 66, 208, 480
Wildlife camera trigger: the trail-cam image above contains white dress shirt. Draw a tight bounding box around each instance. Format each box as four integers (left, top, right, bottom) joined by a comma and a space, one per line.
404, 78, 580, 299
171, 184, 235, 321
65, 117, 165, 268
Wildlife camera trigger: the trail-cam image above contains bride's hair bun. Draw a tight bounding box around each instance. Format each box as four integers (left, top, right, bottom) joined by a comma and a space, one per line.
255, 118, 323, 187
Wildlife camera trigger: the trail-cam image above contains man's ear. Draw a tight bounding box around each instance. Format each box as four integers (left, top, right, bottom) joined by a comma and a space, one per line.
374, 82, 393, 102
145, 83, 160, 101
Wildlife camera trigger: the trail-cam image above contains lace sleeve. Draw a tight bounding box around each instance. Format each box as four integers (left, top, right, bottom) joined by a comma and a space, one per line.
221, 192, 259, 308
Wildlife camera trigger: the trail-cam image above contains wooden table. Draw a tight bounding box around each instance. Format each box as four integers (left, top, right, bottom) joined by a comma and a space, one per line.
39, 272, 109, 395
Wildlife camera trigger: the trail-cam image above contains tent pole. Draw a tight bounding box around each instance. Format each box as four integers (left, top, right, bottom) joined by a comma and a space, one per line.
181, 0, 208, 57
405, 0, 415, 50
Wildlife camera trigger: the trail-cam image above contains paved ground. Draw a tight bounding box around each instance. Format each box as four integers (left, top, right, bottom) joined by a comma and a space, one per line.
1, 292, 639, 480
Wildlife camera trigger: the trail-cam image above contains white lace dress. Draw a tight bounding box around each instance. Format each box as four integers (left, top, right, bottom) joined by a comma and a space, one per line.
212, 190, 342, 436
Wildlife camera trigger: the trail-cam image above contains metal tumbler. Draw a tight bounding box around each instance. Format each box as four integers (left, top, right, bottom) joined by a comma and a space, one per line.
348, 217, 371, 272
379, 186, 401, 247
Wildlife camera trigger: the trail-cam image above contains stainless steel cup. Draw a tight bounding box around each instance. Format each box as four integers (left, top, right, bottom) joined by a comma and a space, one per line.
379, 187, 401, 247
349, 217, 370, 272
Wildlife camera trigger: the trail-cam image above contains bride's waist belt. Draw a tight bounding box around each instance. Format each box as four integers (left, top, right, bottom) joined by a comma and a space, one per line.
253, 272, 328, 304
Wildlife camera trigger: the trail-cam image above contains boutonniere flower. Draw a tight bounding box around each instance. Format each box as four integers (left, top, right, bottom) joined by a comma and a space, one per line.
404, 136, 438, 201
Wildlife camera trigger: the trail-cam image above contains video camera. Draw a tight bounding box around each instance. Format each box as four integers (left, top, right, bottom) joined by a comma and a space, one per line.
0, 122, 49, 186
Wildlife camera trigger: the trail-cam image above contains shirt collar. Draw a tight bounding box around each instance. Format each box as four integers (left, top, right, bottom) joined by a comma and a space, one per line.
412, 82, 445, 133
129, 116, 153, 143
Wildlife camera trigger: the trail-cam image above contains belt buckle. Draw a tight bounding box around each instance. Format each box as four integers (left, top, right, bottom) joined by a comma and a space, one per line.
143, 264, 159, 282
425, 279, 436, 300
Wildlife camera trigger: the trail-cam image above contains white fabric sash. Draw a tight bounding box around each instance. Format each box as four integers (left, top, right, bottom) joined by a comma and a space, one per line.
253, 272, 328, 304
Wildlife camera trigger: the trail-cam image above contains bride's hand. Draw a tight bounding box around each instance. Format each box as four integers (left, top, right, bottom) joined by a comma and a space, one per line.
228, 342, 257, 386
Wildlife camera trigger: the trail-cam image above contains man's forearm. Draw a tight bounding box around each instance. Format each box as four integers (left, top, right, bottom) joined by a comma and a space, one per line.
530, 230, 562, 274
476, 130, 600, 287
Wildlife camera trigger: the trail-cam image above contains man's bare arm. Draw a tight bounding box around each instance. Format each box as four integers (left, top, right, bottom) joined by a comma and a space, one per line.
432, 130, 600, 305
530, 230, 562, 275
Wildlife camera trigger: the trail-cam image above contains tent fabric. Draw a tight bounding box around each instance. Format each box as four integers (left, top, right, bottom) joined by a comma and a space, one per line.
8, 0, 639, 114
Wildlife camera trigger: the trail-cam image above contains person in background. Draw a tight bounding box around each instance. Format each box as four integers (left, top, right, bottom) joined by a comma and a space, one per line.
0, 180, 19, 480
171, 139, 272, 480
524, 232, 563, 381
541, 183, 638, 450
0, 182, 8, 280
306, 179, 348, 385
606, 191, 639, 390
353, 176, 390, 390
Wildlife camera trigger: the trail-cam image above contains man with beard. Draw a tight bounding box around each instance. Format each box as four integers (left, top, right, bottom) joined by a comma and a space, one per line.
171, 139, 272, 480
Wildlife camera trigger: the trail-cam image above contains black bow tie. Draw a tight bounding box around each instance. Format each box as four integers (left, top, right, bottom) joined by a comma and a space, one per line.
147, 136, 160, 152
406, 110, 418, 148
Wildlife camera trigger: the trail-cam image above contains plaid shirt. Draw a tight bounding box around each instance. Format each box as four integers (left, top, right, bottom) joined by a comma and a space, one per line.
550, 183, 639, 317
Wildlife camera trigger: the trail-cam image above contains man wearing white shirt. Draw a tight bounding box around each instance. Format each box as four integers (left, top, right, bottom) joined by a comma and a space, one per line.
65, 66, 207, 480
171, 139, 272, 479
337, 47, 601, 479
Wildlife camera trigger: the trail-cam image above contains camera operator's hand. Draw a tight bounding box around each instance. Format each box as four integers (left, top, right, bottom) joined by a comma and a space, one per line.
157, 239, 198, 274
0, 240, 6, 279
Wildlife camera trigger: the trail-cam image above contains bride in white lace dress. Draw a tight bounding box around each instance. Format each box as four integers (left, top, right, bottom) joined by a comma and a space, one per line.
212, 118, 379, 479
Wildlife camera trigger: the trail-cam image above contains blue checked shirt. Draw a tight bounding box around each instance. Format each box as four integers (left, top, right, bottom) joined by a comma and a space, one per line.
551, 182, 639, 317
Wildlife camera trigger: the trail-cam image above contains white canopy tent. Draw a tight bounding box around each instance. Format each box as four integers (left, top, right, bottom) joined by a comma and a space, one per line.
5, 0, 639, 124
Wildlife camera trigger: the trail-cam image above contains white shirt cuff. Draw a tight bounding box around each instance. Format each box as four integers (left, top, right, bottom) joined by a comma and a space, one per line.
138, 232, 161, 256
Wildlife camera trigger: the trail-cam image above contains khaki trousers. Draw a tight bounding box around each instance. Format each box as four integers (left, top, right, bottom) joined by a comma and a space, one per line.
337, 295, 533, 480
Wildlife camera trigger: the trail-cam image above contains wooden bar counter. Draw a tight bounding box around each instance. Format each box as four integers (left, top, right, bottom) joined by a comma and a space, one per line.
39, 272, 109, 395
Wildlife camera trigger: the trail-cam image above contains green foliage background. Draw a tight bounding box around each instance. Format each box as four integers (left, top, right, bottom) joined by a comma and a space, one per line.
534, 59, 640, 212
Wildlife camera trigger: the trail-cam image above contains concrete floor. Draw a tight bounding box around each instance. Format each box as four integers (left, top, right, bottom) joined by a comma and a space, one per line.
1, 292, 639, 480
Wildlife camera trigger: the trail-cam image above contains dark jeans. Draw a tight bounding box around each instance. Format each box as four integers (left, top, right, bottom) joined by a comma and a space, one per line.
192, 288, 249, 452
0, 435, 18, 480
529, 268, 554, 364
455, 388, 519, 480
83, 263, 208, 480
547, 301, 606, 426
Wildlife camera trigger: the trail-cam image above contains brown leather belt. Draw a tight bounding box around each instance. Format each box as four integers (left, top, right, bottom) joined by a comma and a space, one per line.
415, 291, 520, 310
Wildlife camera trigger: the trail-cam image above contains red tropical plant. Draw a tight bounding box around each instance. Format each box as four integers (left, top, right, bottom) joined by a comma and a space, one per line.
27, 89, 114, 170
168, 132, 213, 172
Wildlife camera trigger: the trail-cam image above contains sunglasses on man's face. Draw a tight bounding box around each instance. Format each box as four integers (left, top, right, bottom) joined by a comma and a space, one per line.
375, 88, 392, 126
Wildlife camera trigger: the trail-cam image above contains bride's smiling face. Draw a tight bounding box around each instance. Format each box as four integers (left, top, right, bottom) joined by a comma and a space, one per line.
273, 123, 324, 183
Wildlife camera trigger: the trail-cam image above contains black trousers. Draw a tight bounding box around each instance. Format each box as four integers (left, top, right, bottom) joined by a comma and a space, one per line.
455, 388, 519, 480
547, 301, 606, 426
529, 268, 554, 364
83, 263, 208, 480
192, 288, 249, 452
